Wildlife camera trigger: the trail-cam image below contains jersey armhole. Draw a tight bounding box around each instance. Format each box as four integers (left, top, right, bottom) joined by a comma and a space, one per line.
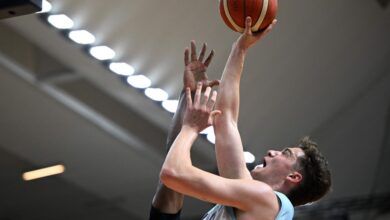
276, 192, 282, 212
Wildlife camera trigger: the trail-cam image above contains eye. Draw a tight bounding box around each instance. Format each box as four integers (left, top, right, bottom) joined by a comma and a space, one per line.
282, 149, 292, 157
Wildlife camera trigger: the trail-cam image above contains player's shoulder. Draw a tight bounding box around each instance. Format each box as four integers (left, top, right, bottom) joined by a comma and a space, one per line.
248, 180, 276, 198
243, 180, 280, 213
235, 181, 281, 220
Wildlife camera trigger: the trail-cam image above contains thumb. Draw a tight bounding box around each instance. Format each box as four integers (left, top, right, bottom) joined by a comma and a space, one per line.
208, 110, 222, 125
244, 16, 253, 35
211, 110, 222, 116
208, 80, 220, 88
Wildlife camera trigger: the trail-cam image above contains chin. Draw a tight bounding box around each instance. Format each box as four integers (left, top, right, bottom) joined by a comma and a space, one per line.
250, 170, 263, 181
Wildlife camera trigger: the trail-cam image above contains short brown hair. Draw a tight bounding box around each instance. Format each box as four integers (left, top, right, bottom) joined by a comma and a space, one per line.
287, 137, 332, 206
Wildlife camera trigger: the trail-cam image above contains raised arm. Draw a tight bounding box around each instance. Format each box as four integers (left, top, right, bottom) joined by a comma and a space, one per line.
160, 85, 278, 215
214, 17, 276, 179
168, 41, 219, 149
151, 41, 219, 214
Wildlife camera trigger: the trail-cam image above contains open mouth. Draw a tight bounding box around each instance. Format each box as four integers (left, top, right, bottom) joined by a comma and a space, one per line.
254, 159, 267, 169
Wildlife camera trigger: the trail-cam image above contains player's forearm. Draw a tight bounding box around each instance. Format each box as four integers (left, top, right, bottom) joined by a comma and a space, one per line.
165, 90, 187, 150
152, 90, 187, 212
215, 42, 247, 122
214, 121, 251, 179
160, 126, 198, 186
213, 42, 252, 179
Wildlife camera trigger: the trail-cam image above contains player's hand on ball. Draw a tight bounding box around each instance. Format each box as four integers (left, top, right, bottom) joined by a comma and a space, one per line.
236, 17, 277, 51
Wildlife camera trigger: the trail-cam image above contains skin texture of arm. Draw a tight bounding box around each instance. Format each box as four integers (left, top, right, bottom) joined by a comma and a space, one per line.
151, 91, 186, 213
214, 17, 277, 179
151, 41, 219, 214
160, 85, 279, 219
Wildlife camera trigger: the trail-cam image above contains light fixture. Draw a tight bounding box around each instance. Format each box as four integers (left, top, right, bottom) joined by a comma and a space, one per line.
127, 75, 151, 89
207, 132, 216, 144
47, 14, 74, 29
89, 46, 116, 60
201, 126, 214, 135
109, 62, 135, 76
39, 0, 52, 13
162, 100, 178, 113
40, 3, 214, 148
68, 30, 95, 45
244, 151, 256, 163
22, 164, 65, 181
144, 88, 168, 102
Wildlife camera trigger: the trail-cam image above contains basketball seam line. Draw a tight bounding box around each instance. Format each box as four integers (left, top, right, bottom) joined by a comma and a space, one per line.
243, 0, 246, 29
252, 0, 269, 31
223, 0, 243, 32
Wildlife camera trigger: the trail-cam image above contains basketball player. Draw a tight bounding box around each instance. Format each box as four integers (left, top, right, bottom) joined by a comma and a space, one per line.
153, 17, 331, 220
149, 40, 220, 220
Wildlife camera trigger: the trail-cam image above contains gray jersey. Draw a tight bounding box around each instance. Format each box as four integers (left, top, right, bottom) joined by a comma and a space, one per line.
202, 205, 235, 220
201, 192, 293, 220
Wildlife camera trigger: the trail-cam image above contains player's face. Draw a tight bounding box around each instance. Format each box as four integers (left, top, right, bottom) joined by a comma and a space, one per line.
250, 147, 305, 187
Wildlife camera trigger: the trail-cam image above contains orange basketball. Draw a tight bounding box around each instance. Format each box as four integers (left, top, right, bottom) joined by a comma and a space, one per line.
219, 0, 278, 33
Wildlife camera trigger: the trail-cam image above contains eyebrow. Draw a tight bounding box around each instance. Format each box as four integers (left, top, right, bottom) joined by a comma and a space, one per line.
282, 148, 294, 158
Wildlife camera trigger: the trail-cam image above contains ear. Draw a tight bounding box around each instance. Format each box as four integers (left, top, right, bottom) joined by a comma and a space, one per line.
287, 171, 303, 184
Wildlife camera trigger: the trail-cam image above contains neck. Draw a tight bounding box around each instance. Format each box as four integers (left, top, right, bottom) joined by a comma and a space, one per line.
269, 181, 291, 195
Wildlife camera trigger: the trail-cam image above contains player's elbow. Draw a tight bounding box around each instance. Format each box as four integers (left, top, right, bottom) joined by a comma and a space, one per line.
160, 164, 191, 191
160, 166, 179, 187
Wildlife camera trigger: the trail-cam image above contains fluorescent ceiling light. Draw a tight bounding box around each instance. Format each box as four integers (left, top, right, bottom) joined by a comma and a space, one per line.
47, 14, 74, 29
144, 88, 168, 102
207, 132, 216, 144
244, 151, 256, 163
162, 100, 178, 113
127, 75, 151, 89
40, 0, 52, 13
22, 164, 65, 181
109, 62, 135, 76
89, 46, 116, 60
69, 30, 95, 44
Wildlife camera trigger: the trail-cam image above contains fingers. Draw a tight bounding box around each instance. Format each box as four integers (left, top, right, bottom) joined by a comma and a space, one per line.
198, 43, 206, 62
209, 109, 222, 123
210, 110, 222, 117
185, 87, 192, 108
187, 41, 214, 66
244, 16, 253, 35
208, 110, 222, 126
262, 19, 277, 35
191, 40, 197, 62
184, 47, 190, 66
206, 90, 217, 110
193, 83, 217, 112
207, 79, 220, 88
204, 49, 214, 67
201, 87, 218, 113
193, 82, 202, 107
208, 91, 220, 125
201, 86, 212, 108
192, 84, 220, 127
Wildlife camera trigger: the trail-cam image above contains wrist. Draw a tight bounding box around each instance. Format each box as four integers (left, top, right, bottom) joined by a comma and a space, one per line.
233, 42, 248, 54
181, 125, 200, 138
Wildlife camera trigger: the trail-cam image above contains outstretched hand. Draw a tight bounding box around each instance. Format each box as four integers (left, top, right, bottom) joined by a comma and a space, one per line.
183, 41, 220, 92
183, 83, 221, 132
236, 17, 277, 51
